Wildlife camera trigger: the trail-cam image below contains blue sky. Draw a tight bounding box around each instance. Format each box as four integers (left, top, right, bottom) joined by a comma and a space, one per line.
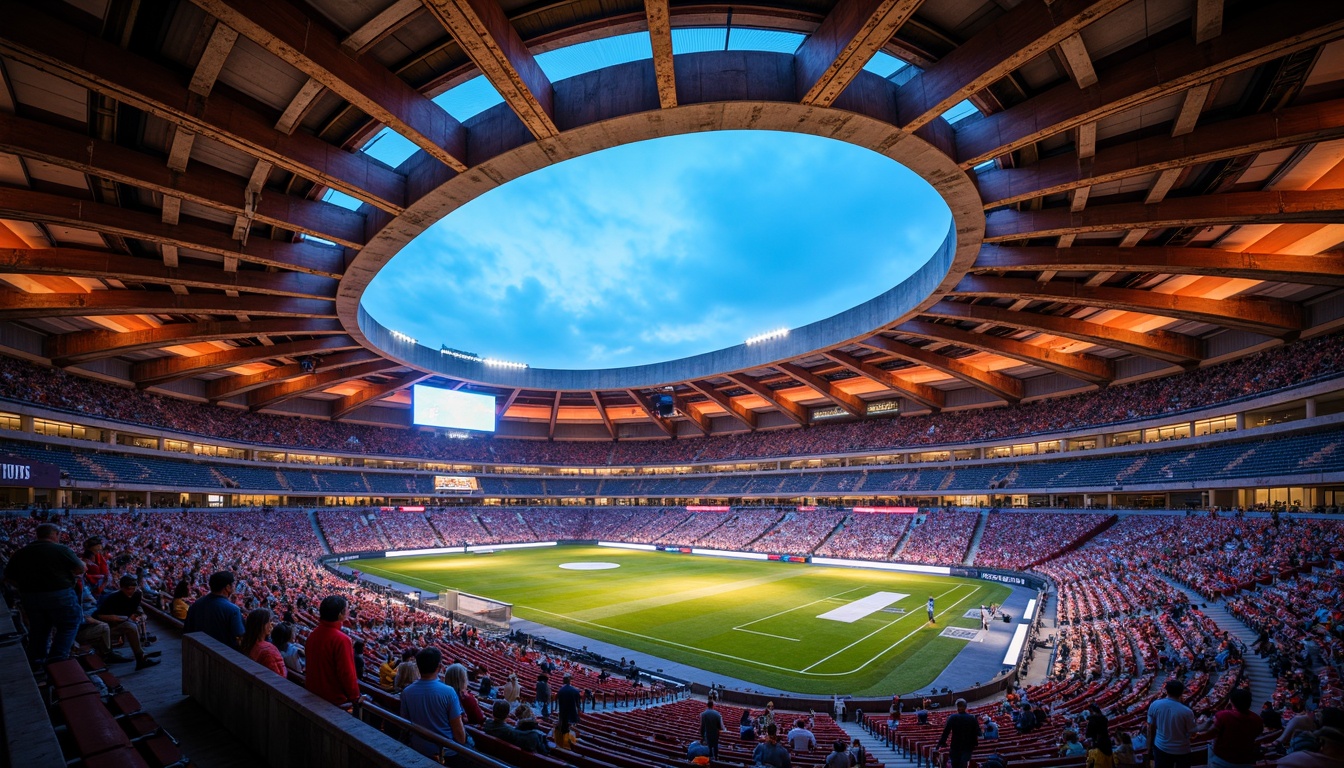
363, 130, 952, 370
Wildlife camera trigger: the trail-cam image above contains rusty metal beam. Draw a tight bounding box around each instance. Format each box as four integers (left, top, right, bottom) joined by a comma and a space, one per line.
858, 335, 1023, 403
248, 360, 403, 411
725, 373, 808, 425
420, 0, 558, 139
0, 2, 407, 213
972, 244, 1344, 287
795, 0, 924, 107
45, 318, 346, 366
680, 400, 712, 435
644, 0, 676, 109
776, 362, 867, 416
952, 276, 1304, 336
0, 248, 339, 299
954, 0, 1344, 167
207, 350, 384, 400
626, 389, 675, 437
820, 349, 946, 411
685, 380, 757, 430
919, 301, 1202, 365
984, 189, 1344, 242
0, 188, 345, 277
332, 370, 435, 420
497, 388, 522, 417
893, 319, 1114, 384
895, 0, 1126, 130
0, 113, 367, 248
191, 0, 467, 172
343, 0, 423, 53
591, 391, 616, 439
0, 291, 334, 322
975, 98, 1344, 208
131, 336, 359, 387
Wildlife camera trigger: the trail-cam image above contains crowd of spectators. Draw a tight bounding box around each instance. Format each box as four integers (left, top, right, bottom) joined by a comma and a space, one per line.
750, 510, 847, 555
972, 512, 1109, 570
814, 512, 913, 560
899, 510, 980, 564
316, 510, 386, 553
3, 332, 1341, 467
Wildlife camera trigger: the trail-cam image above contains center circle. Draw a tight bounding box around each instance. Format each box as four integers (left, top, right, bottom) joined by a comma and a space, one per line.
558, 562, 621, 570
362, 130, 951, 371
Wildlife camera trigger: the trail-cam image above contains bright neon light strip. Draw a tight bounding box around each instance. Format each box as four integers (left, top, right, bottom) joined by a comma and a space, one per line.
811, 557, 951, 575
690, 548, 769, 560
391, 330, 417, 344
483, 358, 528, 369
387, 546, 466, 557
745, 328, 788, 345
1002, 623, 1030, 665
465, 541, 556, 552
597, 541, 656, 550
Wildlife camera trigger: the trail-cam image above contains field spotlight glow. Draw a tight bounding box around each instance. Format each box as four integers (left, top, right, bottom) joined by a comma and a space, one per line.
745, 328, 789, 345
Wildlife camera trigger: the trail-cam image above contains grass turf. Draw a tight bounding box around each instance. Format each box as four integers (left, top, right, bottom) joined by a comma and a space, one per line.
350, 545, 1010, 696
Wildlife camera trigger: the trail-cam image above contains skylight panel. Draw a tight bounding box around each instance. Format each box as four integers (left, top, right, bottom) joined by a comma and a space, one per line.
726, 28, 805, 54
322, 188, 365, 211
864, 51, 910, 79
536, 32, 652, 81
432, 76, 506, 122
672, 27, 728, 54
360, 127, 419, 168
942, 99, 980, 124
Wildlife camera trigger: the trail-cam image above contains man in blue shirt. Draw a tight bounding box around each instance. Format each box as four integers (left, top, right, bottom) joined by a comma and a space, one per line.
183, 571, 245, 651
400, 647, 466, 758
927, 596, 936, 625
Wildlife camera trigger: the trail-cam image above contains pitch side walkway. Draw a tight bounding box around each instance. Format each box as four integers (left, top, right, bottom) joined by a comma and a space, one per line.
921, 582, 1038, 694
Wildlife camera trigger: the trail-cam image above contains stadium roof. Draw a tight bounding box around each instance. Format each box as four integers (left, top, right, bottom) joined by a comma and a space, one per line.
1, 0, 1343, 440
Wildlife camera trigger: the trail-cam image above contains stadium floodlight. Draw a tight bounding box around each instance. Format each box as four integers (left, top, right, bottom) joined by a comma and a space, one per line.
745, 328, 788, 345
390, 329, 417, 344
484, 358, 528, 369
440, 346, 484, 363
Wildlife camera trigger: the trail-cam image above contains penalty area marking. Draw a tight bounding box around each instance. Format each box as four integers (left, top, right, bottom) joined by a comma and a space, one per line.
559, 562, 620, 570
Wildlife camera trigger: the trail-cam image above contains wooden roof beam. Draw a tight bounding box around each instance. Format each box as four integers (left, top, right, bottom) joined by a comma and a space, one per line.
954, 0, 1344, 167
953, 276, 1304, 337
973, 244, 1344, 287
207, 350, 384, 400
893, 319, 1114, 385
332, 370, 435, 420
497, 388, 522, 417
0, 188, 346, 278
0, 291, 334, 322
644, 0, 677, 109
421, 0, 558, 139
919, 301, 1202, 365
725, 373, 808, 425
0, 113, 366, 249
984, 189, 1344, 242
547, 391, 562, 438
858, 335, 1023, 403
45, 318, 345, 366
131, 336, 359, 387
794, 0, 924, 107
248, 360, 403, 411
975, 98, 1344, 208
685, 380, 757, 430
343, 0, 424, 54
776, 362, 868, 416
895, 0, 1127, 131
821, 349, 945, 411
191, 0, 467, 172
625, 389, 675, 437
0, 2, 407, 213
591, 391, 617, 439
0, 248, 339, 299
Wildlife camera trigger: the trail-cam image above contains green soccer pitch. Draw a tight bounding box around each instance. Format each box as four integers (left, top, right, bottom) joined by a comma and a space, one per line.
349, 545, 1011, 696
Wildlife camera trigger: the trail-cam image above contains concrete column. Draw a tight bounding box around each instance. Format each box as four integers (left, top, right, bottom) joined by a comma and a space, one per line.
19, 414, 33, 432
158, 436, 167, 450
1306, 398, 1318, 419
105, 430, 117, 445
1106, 493, 1114, 509
1235, 412, 1245, 431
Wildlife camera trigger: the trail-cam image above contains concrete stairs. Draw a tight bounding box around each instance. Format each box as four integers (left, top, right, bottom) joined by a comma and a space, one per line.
307, 510, 333, 555
1161, 577, 1276, 706
839, 719, 901, 768
963, 510, 989, 566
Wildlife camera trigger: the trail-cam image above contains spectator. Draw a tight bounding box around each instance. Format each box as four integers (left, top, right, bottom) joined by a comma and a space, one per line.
558, 673, 582, 731
484, 698, 524, 746
1086, 703, 1110, 745
240, 608, 285, 678
169, 580, 192, 620
93, 574, 159, 670
1146, 680, 1197, 768
1115, 733, 1138, 766
400, 647, 466, 758
826, 740, 852, 768
788, 717, 817, 752
511, 704, 549, 754
3, 523, 86, 665
553, 719, 579, 750
740, 708, 757, 740
81, 536, 110, 596
305, 596, 361, 707
272, 622, 304, 674
76, 582, 130, 664
183, 571, 244, 651
687, 741, 712, 762
1261, 702, 1283, 731
1198, 687, 1262, 768
849, 738, 866, 767
983, 716, 999, 740
1088, 734, 1115, 768
392, 648, 419, 693
938, 699, 980, 768
700, 699, 724, 758
378, 651, 398, 690
1060, 731, 1087, 757
1277, 727, 1343, 768
501, 672, 522, 708
535, 673, 551, 719
753, 724, 792, 768
352, 638, 366, 681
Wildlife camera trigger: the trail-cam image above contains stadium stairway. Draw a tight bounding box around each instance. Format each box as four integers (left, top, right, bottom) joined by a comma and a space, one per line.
839, 718, 895, 767
962, 511, 989, 566
308, 509, 334, 555
1160, 577, 1276, 707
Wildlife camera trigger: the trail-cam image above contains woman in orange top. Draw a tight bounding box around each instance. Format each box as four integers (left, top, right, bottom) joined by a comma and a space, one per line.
240, 608, 286, 678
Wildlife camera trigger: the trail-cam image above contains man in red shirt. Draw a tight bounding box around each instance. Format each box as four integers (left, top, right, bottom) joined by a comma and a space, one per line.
305, 596, 362, 707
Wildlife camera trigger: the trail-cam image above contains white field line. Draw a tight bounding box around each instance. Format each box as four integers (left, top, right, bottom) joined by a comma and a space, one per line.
836, 585, 987, 676
733, 585, 871, 631
799, 584, 974, 673
735, 628, 801, 642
